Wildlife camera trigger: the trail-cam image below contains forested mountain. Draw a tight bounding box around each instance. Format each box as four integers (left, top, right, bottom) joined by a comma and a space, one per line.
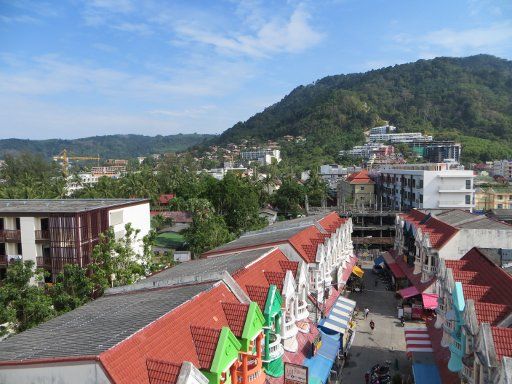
0, 133, 214, 159
217, 54, 512, 162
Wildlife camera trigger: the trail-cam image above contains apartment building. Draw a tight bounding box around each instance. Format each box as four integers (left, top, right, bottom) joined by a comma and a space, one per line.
240, 148, 281, 165
319, 164, 361, 190
409, 140, 461, 163
339, 143, 395, 160
394, 209, 512, 289
475, 186, 512, 210
369, 132, 432, 143
433, 247, 512, 384
369, 124, 396, 135
492, 160, 512, 180
0, 199, 150, 281
338, 170, 375, 208
377, 163, 475, 210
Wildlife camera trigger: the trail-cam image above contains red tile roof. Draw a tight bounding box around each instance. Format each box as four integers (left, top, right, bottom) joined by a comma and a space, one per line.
221, 302, 249, 338
245, 285, 269, 310
491, 327, 512, 360
345, 169, 374, 184
190, 326, 221, 369
158, 194, 175, 205
100, 283, 239, 384
279, 260, 299, 276
289, 226, 325, 263
318, 212, 347, 234
400, 210, 459, 249
474, 303, 510, 326
264, 271, 286, 290
146, 359, 181, 384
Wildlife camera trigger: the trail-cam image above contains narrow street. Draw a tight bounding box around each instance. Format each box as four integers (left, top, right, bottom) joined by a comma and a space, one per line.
341, 264, 411, 383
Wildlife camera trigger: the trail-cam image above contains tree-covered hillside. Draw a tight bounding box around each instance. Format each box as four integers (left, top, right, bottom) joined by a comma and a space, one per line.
0, 133, 215, 159
217, 55, 512, 162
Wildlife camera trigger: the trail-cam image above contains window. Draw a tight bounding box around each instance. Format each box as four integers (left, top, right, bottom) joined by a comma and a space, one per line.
465, 195, 471, 205
498, 195, 503, 200
420, 194, 423, 203
419, 180, 423, 188
466, 179, 471, 189
498, 204, 503, 209
360, 186, 365, 191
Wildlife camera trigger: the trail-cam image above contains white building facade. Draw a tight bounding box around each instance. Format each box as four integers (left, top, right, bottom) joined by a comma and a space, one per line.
378, 163, 475, 210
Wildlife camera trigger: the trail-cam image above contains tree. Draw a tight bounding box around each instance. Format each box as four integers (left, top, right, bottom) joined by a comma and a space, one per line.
271, 177, 306, 218
0, 261, 55, 335
48, 264, 94, 314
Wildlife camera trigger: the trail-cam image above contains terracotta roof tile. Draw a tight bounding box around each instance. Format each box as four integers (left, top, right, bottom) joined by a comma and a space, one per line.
264, 271, 286, 290
400, 210, 459, 249
491, 328, 512, 360
246, 285, 269, 310
474, 303, 510, 326
146, 359, 181, 384
345, 169, 374, 184
221, 302, 249, 338
190, 326, 221, 370
279, 260, 299, 276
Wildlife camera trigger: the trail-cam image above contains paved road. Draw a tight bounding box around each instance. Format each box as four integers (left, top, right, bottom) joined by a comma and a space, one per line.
340, 265, 411, 384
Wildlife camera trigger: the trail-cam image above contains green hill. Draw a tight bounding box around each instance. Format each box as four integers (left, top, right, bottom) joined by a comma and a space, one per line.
217, 54, 512, 163
0, 133, 215, 160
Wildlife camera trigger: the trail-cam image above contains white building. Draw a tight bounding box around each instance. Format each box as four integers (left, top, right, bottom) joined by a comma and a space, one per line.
492, 160, 512, 180
377, 163, 475, 210
203, 163, 247, 180
369, 132, 432, 143
370, 124, 397, 135
0, 199, 150, 282
240, 148, 281, 165
394, 209, 512, 286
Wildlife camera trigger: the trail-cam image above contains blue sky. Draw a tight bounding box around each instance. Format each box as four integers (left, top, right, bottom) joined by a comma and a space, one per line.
1, 0, 511, 140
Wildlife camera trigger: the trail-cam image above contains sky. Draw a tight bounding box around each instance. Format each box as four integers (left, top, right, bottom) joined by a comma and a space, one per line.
1, 0, 511, 140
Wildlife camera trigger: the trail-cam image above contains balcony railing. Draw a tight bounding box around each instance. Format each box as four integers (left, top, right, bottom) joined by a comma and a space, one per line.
282, 314, 298, 339
35, 230, 50, 241
0, 230, 21, 241
237, 358, 263, 384
461, 362, 474, 384
36, 256, 51, 268
264, 332, 284, 361
422, 264, 437, 275
296, 301, 309, 321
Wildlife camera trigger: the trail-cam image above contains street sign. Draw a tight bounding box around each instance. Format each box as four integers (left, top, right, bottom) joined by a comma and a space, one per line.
284, 363, 308, 384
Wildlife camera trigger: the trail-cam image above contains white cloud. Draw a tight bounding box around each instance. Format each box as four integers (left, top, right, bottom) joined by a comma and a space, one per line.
112, 22, 152, 35
174, 5, 324, 58
149, 105, 216, 118
393, 22, 512, 56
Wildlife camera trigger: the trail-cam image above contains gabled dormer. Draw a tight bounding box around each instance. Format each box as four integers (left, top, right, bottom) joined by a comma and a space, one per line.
147, 360, 210, 384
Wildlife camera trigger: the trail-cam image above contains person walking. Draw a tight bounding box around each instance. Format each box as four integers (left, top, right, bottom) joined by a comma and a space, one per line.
369, 319, 375, 333
364, 307, 370, 319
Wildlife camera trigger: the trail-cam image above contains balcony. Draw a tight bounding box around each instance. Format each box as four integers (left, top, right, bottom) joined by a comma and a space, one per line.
263, 332, 284, 362
422, 264, 437, 275
0, 254, 7, 266
461, 358, 475, 384
296, 301, 309, 321
282, 314, 298, 339
36, 256, 51, 268
35, 230, 50, 241
0, 230, 21, 242
237, 357, 264, 384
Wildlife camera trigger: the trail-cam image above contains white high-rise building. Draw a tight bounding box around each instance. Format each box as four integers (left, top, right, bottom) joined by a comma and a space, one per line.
377, 163, 475, 210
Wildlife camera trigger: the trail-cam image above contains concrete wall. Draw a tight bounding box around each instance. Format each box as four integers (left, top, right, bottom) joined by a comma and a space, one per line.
0, 361, 110, 384
439, 229, 512, 260
20, 217, 37, 265
108, 202, 150, 255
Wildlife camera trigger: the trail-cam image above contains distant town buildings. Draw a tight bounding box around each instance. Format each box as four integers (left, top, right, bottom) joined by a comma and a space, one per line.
376, 163, 475, 210
492, 160, 512, 180
319, 164, 361, 190
410, 140, 461, 163
369, 131, 432, 144
0, 199, 150, 282
475, 186, 512, 210
240, 148, 281, 165
203, 162, 247, 180
340, 142, 395, 160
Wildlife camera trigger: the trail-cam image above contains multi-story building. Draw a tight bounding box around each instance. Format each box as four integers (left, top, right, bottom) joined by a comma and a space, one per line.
203, 212, 355, 305
369, 132, 432, 144
409, 140, 461, 163
0, 199, 150, 281
433, 247, 512, 384
393, 209, 512, 289
319, 165, 361, 190
369, 124, 397, 135
338, 170, 375, 208
475, 186, 512, 210
240, 149, 281, 165
492, 160, 512, 180
339, 143, 395, 160
377, 163, 475, 210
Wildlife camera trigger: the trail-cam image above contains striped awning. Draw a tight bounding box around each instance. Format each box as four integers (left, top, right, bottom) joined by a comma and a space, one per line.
321, 296, 356, 334
404, 326, 433, 353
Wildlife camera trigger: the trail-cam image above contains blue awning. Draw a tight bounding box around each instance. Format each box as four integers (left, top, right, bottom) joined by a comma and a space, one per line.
412, 364, 442, 384
304, 356, 333, 384
320, 296, 356, 334
374, 255, 385, 265
317, 331, 339, 361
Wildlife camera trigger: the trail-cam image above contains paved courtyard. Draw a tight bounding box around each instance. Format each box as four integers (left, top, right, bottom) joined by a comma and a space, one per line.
340, 264, 412, 383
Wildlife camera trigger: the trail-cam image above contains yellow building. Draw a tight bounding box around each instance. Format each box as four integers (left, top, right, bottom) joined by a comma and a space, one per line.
338, 169, 375, 208
475, 186, 512, 210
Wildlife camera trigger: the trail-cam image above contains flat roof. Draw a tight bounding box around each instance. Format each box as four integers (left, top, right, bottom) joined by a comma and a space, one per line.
0, 199, 149, 214
0, 282, 214, 362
